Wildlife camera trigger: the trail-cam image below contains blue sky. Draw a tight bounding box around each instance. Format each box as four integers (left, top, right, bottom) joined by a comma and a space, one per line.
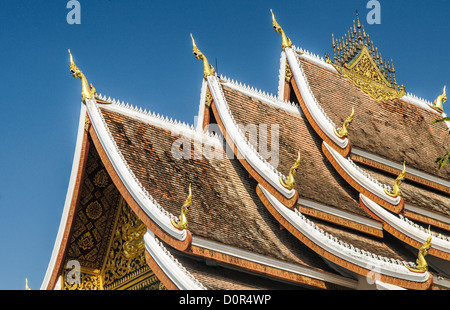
0, 0, 448, 290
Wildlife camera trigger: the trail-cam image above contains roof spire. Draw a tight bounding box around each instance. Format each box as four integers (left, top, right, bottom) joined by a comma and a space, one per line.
271, 9, 292, 50
191, 34, 215, 80
68, 49, 98, 102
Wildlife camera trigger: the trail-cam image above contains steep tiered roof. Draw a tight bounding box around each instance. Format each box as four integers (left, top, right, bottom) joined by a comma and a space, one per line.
42, 10, 449, 291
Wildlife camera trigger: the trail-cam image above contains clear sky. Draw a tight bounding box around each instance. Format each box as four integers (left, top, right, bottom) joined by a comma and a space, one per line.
0, 0, 448, 290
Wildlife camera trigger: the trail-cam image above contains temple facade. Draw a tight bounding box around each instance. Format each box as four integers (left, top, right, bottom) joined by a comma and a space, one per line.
41, 11, 449, 290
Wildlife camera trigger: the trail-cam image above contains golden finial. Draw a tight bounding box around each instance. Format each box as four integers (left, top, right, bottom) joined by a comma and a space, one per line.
171, 183, 192, 230
333, 106, 355, 138
271, 9, 292, 51
25, 278, 31, 290
384, 161, 406, 197
405, 226, 432, 273
68, 49, 97, 102
279, 150, 301, 190
191, 34, 215, 80
433, 86, 447, 111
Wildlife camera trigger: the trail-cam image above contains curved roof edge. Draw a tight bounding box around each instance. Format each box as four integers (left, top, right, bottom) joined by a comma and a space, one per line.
322, 141, 404, 213
85, 98, 194, 251
256, 184, 433, 290
285, 47, 351, 158
41, 103, 89, 290
360, 194, 450, 261
206, 75, 299, 208
144, 230, 206, 290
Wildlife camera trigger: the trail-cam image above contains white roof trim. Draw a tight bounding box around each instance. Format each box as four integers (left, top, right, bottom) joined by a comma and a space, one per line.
206, 75, 296, 199
291, 46, 445, 118
323, 142, 401, 206
41, 103, 87, 290
219, 74, 302, 117
277, 51, 287, 100
192, 236, 358, 289
297, 198, 383, 232
85, 98, 188, 242
360, 194, 450, 253
285, 47, 349, 149
144, 230, 206, 290
258, 185, 431, 284
351, 147, 450, 188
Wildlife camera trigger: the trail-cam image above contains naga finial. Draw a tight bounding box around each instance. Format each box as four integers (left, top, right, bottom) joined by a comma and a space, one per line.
171, 183, 192, 230
25, 278, 31, 290
433, 85, 447, 111
334, 106, 355, 138
279, 150, 301, 190
384, 161, 406, 197
271, 9, 292, 51
405, 226, 432, 273
191, 34, 215, 80
68, 49, 97, 102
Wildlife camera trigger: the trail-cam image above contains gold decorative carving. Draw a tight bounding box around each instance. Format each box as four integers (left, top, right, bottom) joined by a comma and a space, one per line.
171, 183, 192, 230
191, 34, 215, 80
68, 49, 98, 102
271, 9, 292, 51
61, 268, 103, 290
279, 150, 301, 190
93, 170, 109, 188
204, 88, 213, 107
334, 106, 354, 138
86, 201, 102, 220
405, 226, 432, 273
78, 232, 94, 250
330, 12, 406, 102
433, 86, 447, 112
285, 62, 292, 83
101, 198, 158, 290
384, 161, 406, 197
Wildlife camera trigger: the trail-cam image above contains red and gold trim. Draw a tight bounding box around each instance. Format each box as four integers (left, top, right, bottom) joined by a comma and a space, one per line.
144, 251, 178, 290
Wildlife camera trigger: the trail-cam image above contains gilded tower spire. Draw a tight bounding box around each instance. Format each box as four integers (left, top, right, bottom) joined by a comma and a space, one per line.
191, 34, 215, 80
328, 11, 406, 102
68, 49, 98, 102
271, 9, 292, 51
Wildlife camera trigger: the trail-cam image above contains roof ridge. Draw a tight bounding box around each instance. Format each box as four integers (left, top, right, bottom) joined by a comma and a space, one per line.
97, 93, 222, 144
218, 74, 301, 113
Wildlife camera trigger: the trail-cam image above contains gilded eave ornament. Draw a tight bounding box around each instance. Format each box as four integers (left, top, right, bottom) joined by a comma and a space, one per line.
384, 161, 406, 197
405, 226, 432, 273
271, 9, 292, 51
171, 183, 192, 230
329, 12, 406, 102
68, 49, 98, 102
191, 34, 215, 80
433, 85, 447, 112
279, 150, 301, 190
334, 106, 354, 138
